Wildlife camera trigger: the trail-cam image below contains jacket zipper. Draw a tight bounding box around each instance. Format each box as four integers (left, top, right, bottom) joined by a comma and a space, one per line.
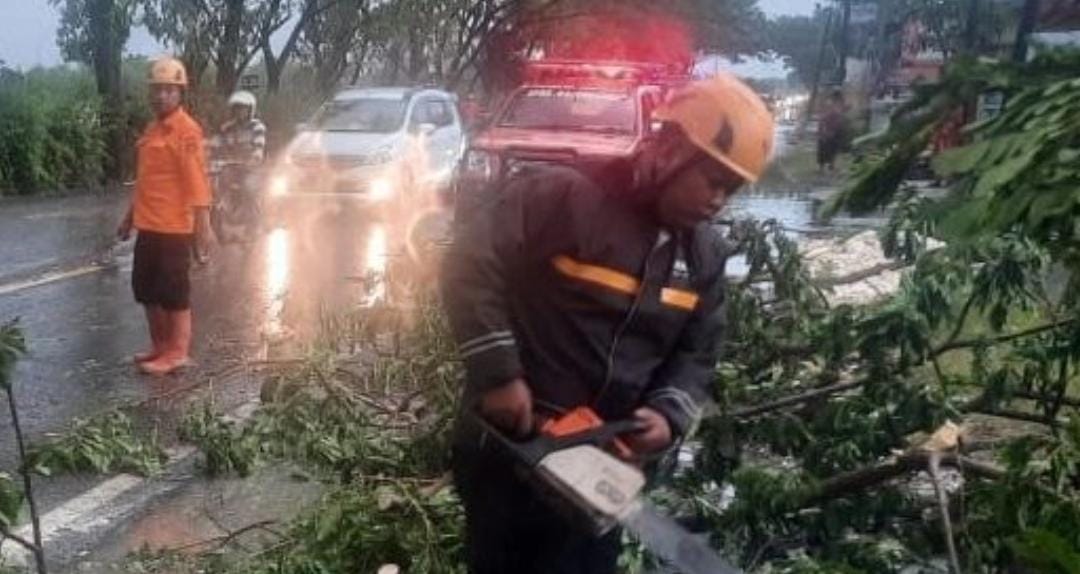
593, 229, 669, 407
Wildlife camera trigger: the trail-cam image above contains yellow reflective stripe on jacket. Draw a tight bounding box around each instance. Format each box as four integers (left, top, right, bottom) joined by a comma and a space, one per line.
552, 255, 640, 296
552, 255, 699, 311
661, 288, 700, 311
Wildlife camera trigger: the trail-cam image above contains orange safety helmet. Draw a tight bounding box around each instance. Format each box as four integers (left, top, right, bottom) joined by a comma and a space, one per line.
148, 57, 188, 87
654, 72, 775, 183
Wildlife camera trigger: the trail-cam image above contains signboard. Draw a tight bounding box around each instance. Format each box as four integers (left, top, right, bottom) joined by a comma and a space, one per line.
239, 74, 262, 91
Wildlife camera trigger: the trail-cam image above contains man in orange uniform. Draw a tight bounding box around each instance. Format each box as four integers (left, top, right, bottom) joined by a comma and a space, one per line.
117, 57, 213, 376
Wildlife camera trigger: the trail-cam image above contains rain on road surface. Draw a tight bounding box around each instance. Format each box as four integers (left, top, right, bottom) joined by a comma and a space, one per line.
0, 194, 434, 477
0, 127, 869, 515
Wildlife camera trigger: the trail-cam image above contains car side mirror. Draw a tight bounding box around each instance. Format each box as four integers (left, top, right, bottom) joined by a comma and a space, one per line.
417, 122, 437, 136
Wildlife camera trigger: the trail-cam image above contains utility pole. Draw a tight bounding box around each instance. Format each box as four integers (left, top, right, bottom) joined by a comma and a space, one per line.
1013, 0, 1041, 62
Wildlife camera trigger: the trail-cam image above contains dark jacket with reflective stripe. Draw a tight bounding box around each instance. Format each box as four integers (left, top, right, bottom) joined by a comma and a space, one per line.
441, 164, 727, 439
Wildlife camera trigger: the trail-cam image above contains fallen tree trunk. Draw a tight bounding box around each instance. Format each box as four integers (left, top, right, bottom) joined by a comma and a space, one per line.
730, 379, 867, 419
807, 451, 1004, 505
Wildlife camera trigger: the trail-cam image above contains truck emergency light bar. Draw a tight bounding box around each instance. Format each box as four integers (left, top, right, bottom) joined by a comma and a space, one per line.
523, 59, 687, 87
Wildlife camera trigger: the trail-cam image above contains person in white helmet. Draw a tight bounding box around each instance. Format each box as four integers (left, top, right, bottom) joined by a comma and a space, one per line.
215, 90, 267, 166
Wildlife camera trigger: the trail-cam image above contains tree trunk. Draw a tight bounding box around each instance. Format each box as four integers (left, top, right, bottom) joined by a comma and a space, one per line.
263, 39, 282, 93
964, 0, 980, 55
89, 0, 124, 182
408, 26, 425, 82
216, 0, 245, 95
1013, 0, 1041, 63
834, 0, 852, 84
803, 6, 836, 128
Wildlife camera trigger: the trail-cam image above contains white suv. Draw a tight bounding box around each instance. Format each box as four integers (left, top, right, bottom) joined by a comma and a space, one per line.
270, 87, 465, 210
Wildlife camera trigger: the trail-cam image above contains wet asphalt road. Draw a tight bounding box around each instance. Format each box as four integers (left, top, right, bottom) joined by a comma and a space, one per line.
0, 185, 865, 459
0, 193, 434, 497
0, 136, 875, 519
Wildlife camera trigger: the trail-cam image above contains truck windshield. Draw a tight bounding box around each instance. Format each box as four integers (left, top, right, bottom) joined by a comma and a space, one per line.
498, 89, 636, 135
312, 98, 407, 133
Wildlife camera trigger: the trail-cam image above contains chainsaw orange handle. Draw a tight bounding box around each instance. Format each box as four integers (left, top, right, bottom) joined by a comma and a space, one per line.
541, 407, 637, 460
471, 406, 646, 466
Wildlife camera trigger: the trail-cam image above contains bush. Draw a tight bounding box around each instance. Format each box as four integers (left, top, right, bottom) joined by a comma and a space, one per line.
0, 66, 106, 195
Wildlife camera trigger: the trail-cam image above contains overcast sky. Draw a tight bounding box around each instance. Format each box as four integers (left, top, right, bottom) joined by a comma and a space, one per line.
0, 0, 815, 71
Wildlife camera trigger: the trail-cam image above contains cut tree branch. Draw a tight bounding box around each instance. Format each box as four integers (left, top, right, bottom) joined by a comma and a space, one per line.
934, 318, 1077, 355
808, 451, 1004, 505
0, 527, 39, 556
813, 260, 908, 288
731, 379, 867, 419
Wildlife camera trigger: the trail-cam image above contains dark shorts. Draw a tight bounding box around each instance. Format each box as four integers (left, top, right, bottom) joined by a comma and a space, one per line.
132, 231, 193, 311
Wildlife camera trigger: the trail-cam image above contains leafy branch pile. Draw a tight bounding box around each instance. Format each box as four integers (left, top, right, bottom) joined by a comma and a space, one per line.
27, 411, 167, 478
162, 300, 466, 574
674, 49, 1080, 573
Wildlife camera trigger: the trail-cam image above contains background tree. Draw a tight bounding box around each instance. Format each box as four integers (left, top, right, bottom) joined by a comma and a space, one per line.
51, 0, 136, 181
140, 0, 297, 96
768, 9, 832, 87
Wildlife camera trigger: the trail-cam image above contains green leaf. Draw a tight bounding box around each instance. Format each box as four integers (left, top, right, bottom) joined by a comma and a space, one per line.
0, 473, 23, 528
973, 149, 1037, 198
934, 139, 993, 176
1008, 529, 1080, 574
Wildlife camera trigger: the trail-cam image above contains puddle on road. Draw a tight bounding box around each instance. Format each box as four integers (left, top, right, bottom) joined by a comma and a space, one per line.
359, 223, 389, 307
257, 219, 402, 359
263, 227, 291, 342
73, 466, 321, 573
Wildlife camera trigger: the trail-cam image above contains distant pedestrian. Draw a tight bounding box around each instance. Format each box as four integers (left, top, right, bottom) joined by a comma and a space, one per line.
817, 90, 850, 173
116, 57, 212, 376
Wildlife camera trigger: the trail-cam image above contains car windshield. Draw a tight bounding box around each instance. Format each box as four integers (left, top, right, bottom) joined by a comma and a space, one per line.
498, 89, 636, 135
312, 98, 407, 133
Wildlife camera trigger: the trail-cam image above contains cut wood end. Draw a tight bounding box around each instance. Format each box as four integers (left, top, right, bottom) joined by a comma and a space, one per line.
920, 420, 965, 453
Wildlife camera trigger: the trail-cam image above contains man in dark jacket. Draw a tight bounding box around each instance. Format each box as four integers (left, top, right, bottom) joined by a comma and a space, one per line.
441, 73, 775, 574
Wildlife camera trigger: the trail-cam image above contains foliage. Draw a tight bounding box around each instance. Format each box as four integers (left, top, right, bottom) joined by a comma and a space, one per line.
157, 299, 465, 572
0, 321, 26, 389
27, 410, 168, 477
0, 473, 24, 533
51, 0, 137, 67
666, 44, 1080, 573
180, 300, 460, 480
255, 485, 465, 574
0, 67, 106, 194
828, 49, 1080, 218
766, 10, 830, 87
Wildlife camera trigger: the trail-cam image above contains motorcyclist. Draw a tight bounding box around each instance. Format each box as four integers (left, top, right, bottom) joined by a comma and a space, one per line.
214, 90, 266, 166
210, 90, 267, 240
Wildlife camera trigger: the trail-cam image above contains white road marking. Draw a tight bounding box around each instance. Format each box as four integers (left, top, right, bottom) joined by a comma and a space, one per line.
0, 400, 257, 566
0, 265, 107, 297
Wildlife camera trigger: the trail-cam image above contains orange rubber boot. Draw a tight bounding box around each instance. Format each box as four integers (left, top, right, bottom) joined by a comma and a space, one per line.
134, 306, 167, 363
139, 310, 193, 376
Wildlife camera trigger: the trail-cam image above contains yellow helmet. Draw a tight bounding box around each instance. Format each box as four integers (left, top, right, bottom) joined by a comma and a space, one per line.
654, 72, 775, 182
148, 57, 188, 87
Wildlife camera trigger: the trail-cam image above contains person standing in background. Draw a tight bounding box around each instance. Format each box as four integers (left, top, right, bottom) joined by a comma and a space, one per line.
117, 57, 213, 376
817, 90, 850, 173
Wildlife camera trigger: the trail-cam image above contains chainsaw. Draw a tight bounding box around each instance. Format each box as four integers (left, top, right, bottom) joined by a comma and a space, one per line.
473, 406, 743, 574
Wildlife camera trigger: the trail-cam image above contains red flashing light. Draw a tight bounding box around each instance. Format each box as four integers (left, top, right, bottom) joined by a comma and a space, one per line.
523, 59, 686, 89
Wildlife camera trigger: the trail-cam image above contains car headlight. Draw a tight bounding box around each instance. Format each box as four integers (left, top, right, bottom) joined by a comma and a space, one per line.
269, 174, 289, 197
368, 177, 393, 201
464, 149, 498, 181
